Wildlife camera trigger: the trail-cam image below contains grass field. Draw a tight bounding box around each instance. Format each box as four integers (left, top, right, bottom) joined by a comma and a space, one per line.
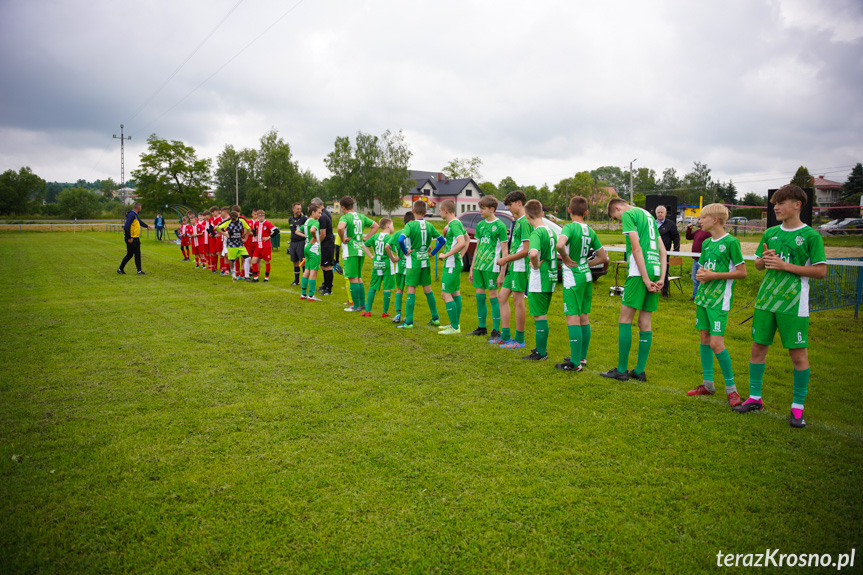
1, 232, 861, 574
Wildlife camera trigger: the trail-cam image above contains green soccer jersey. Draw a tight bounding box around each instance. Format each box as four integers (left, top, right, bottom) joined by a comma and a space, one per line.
695, 233, 744, 311
754, 224, 826, 317
341, 212, 374, 258
560, 221, 602, 288
364, 231, 391, 272
622, 207, 662, 279
302, 218, 320, 252
443, 218, 467, 269
387, 228, 407, 274
474, 217, 508, 272
528, 225, 558, 293
401, 219, 440, 270
509, 215, 533, 273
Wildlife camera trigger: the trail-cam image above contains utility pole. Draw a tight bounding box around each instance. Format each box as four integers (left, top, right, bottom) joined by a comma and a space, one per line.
630, 158, 637, 203
235, 161, 239, 206
113, 124, 131, 206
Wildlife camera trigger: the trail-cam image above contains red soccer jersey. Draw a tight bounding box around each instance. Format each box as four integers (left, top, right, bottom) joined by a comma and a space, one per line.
194, 220, 207, 247
254, 220, 274, 248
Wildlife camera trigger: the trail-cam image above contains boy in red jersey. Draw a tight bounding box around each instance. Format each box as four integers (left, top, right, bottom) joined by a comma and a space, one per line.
192, 212, 206, 268
208, 206, 221, 273
251, 210, 275, 282
218, 206, 231, 275
179, 216, 191, 261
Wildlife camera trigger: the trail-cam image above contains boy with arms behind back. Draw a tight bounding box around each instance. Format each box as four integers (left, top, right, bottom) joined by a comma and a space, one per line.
386, 212, 415, 323
468, 195, 509, 338
437, 199, 469, 335
497, 190, 533, 349
523, 200, 558, 361
362, 218, 395, 317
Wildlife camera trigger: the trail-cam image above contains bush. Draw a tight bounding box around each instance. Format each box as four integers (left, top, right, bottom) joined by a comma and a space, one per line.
57, 187, 100, 219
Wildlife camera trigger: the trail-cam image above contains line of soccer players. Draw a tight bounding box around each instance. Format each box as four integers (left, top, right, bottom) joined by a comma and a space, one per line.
329, 185, 825, 429
177, 205, 276, 282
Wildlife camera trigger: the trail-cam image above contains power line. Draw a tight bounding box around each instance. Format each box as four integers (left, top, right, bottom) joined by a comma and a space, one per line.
138, 0, 309, 133
125, 0, 247, 124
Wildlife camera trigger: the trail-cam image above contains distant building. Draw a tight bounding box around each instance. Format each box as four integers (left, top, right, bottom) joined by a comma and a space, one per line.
813, 175, 843, 211
118, 187, 137, 206
372, 170, 485, 217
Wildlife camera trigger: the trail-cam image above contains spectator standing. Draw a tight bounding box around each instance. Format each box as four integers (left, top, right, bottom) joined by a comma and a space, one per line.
154, 212, 165, 241
655, 205, 680, 297
686, 220, 711, 301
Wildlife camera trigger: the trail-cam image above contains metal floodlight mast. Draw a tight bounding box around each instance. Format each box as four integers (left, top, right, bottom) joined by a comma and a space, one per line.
113, 124, 131, 205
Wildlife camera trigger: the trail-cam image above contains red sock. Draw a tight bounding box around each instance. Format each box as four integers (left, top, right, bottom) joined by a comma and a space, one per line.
252, 262, 259, 277
265, 262, 271, 276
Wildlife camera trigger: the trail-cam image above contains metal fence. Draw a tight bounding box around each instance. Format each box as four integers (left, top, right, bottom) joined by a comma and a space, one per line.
809, 257, 863, 318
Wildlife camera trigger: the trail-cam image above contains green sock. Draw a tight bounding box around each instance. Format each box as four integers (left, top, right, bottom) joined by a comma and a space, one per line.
476, 293, 487, 328
301, 276, 308, 296
535, 320, 549, 356
395, 292, 403, 315
700, 344, 714, 382
308, 279, 316, 298
382, 290, 391, 314
406, 293, 416, 324
357, 283, 365, 308
490, 298, 500, 331
749, 362, 766, 399
634, 331, 652, 375
617, 323, 632, 373
515, 330, 525, 344
349, 283, 360, 307
501, 327, 511, 341
793, 368, 810, 406
445, 300, 457, 328
567, 325, 581, 364
425, 291, 439, 320
454, 295, 463, 324
366, 288, 376, 313
581, 324, 591, 362
715, 349, 734, 390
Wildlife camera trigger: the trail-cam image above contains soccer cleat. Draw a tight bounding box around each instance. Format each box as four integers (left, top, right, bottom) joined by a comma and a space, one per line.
233, 277, 240, 282
487, 330, 503, 344
263, 277, 269, 282
251, 277, 260, 283
344, 306, 360, 312
427, 319, 441, 327
438, 326, 461, 335
137, 270, 146, 275
361, 311, 372, 317
382, 313, 390, 318
221, 271, 230, 276
194, 265, 200, 269
522, 351, 548, 361
344, 301, 354, 307
733, 399, 763, 413
467, 327, 488, 336
789, 412, 806, 428
555, 360, 582, 372
727, 391, 742, 407
212, 269, 217, 273
628, 370, 647, 382
392, 314, 401, 323
300, 295, 307, 300
334, 263, 344, 275
437, 324, 451, 330
500, 340, 526, 349
600, 368, 630, 381
290, 281, 300, 286
580, 359, 587, 366
117, 268, 126, 274
687, 384, 715, 396
396, 322, 414, 329
306, 296, 322, 302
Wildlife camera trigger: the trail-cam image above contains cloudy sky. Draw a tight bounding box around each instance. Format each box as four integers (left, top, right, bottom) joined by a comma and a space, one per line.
1, 0, 861, 195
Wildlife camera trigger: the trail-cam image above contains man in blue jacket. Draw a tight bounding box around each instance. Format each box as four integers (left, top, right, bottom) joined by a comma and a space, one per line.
117, 202, 153, 275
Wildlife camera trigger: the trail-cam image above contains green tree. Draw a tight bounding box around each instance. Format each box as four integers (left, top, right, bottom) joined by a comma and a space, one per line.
633, 167, 658, 193
57, 187, 100, 219
478, 181, 498, 199
213, 144, 258, 207
552, 172, 593, 213
842, 163, 863, 200
589, 166, 626, 192
790, 165, 813, 189
659, 168, 680, 192
633, 192, 646, 208
253, 128, 303, 214
681, 161, 713, 205
323, 136, 354, 201
0, 167, 45, 215
45, 182, 65, 203
442, 156, 483, 180
301, 169, 327, 204
98, 178, 117, 196
741, 192, 765, 206
378, 130, 413, 213
497, 176, 520, 200
131, 134, 212, 210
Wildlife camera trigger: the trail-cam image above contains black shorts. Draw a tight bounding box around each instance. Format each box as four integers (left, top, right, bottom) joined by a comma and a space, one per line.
321, 244, 335, 268
289, 241, 305, 262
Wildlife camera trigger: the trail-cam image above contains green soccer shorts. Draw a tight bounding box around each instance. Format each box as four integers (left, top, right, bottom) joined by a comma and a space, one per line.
563, 283, 593, 316
406, 265, 432, 288
622, 275, 659, 312
395, 271, 405, 290
472, 269, 498, 290
695, 305, 728, 336
752, 308, 809, 349
528, 291, 553, 317
344, 255, 364, 278
304, 244, 321, 271
442, 265, 463, 294
227, 246, 249, 260
370, 270, 395, 291
503, 269, 528, 293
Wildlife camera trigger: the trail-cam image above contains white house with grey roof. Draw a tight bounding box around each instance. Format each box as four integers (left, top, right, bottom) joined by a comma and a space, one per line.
372, 170, 485, 217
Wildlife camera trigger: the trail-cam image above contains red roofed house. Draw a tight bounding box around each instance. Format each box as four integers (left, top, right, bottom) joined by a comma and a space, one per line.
813, 175, 844, 215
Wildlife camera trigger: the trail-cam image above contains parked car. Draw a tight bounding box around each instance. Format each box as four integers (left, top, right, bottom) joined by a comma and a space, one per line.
833, 218, 863, 233
454, 211, 608, 281
818, 219, 842, 230
728, 216, 748, 226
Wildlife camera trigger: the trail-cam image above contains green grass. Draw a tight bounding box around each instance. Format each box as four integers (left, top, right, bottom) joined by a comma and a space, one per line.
1, 232, 861, 574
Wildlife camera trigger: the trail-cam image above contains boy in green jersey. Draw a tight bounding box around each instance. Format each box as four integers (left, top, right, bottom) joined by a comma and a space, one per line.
436, 199, 469, 335
396, 200, 446, 329
497, 190, 533, 349
555, 196, 608, 371
361, 218, 395, 317
601, 198, 667, 382
468, 195, 509, 338
299, 203, 324, 301
685, 204, 747, 405
337, 196, 379, 312
386, 212, 415, 323
523, 199, 557, 361
734, 185, 827, 428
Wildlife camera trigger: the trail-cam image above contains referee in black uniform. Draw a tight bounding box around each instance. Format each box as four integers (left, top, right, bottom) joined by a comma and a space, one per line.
311, 197, 335, 295
288, 202, 307, 285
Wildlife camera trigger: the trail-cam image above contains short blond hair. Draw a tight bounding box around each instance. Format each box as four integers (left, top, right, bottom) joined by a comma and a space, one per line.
700, 203, 729, 225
